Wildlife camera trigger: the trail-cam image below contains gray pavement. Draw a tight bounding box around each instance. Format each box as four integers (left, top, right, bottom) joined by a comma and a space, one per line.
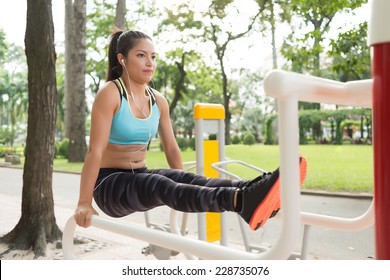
0, 167, 375, 260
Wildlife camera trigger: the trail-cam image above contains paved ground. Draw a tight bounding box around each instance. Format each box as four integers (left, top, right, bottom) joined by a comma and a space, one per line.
0, 167, 375, 260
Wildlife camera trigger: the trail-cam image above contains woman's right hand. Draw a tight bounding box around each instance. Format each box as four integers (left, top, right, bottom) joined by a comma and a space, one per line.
74, 203, 99, 228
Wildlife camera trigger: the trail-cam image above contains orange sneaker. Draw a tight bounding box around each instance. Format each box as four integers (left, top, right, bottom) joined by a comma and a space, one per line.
238, 156, 307, 230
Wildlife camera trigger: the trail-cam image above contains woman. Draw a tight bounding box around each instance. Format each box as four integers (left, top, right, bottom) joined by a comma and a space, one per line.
74, 30, 307, 231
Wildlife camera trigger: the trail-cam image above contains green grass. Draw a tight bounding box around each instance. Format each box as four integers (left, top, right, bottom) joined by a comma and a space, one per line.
4, 144, 374, 193
224, 144, 374, 193
52, 158, 84, 173
146, 144, 374, 193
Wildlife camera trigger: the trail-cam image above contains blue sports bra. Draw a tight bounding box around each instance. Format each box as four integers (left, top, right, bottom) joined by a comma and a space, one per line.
108, 78, 160, 145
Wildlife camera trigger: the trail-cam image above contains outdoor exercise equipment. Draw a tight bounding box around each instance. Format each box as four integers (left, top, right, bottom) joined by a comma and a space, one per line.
62, 0, 386, 260
368, 0, 390, 260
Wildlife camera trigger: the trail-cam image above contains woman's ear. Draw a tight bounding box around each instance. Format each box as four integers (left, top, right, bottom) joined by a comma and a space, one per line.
117, 54, 124, 66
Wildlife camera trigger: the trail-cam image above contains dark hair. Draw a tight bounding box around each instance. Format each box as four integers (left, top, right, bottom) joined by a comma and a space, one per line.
106, 29, 152, 81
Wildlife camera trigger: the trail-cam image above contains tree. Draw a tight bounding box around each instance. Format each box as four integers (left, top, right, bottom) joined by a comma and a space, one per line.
0, 28, 7, 63
280, 0, 367, 109
85, 0, 117, 96
156, 4, 205, 116
0, 45, 29, 146
205, 0, 263, 144
256, 0, 291, 69
0, 0, 61, 258
157, 0, 263, 144
64, 0, 87, 162
282, 0, 367, 75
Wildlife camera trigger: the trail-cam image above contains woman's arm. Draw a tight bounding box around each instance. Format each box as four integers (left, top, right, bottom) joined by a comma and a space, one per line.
74, 82, 119, 228
155, 92, 183, 170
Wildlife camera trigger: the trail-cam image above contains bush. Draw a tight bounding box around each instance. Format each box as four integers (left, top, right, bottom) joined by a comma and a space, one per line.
243, 133, 256, 145
57, 139, 69, 158
208, 133, 217, 140
231, 135, 241, 145
189, 138, 196, 150
0, 146, 18, 157
176, 137, 188, 151
0, 146, 7, 157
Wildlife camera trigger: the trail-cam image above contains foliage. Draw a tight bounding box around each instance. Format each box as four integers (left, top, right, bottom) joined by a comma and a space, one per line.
86, 0, 117, 94
264, 114, 277, 145
264, 108, 372, 145
57, 138, 70, 159
243, 132, 256, 145
328, 22, 371, 81
208, 133, 217, 140
231, 134, 241, 144
189, 137, 196, 150
0, 43, 28, 147
0, 28, 8, 63
169, 102, 195, 139
0, 146, 13, 157
281, 0, 367, 77
175, 137, 189, 151
238, 107, 264, 142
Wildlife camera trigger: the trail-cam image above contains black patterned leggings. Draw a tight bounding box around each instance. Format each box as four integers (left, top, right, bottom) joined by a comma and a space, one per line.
93, 167, 248, 218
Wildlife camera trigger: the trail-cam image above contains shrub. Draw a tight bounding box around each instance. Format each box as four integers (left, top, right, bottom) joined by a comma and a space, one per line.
57, 138, 69, 158
189, 138, 196, 150
231, 135, 241, 145
0, 146, 7, 157
208, 133, 217, 140
176, 137, 188, 151
243, 133, 256, 145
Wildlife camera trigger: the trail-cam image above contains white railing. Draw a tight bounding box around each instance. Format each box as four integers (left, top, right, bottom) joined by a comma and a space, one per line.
263, 69, 375, 233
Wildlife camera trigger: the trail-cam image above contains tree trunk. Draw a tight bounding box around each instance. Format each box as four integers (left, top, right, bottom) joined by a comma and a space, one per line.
270, 1, 278, 70
64, 0, 73, 138
115, 0, 127, 30
221, 66, 231, 145
169, 54, 187, 115
65, 0, 87, 162
0, 0, 61, 258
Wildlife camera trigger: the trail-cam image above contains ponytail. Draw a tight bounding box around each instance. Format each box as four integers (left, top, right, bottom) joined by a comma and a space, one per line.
106, 28, 123, 81
106, 28, 152, 82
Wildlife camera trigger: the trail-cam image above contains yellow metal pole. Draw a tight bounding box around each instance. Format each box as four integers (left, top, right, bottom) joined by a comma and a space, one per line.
194, 104, 225, 243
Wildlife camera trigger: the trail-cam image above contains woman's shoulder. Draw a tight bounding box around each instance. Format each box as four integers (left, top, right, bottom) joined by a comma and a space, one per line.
149, 88, 169, 115
93, 81, 121, 109
149, 88, 167, 105
97, 81, 119, 95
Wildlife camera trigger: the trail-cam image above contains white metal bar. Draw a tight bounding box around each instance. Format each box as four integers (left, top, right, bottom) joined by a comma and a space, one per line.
212, 160, 267, 179
263, 70, 372, 108
194, 118, 206, 241
300, 225, 311, 260
217, 119, 228, 246
368, 0, 390, 45
62, 217, 77, 260
300, 200, 375, 231
169, 210, 196, 260
90, 216, 258, 259
264, 97, 301, 259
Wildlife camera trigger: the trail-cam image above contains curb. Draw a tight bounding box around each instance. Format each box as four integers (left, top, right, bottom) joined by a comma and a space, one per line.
301, 190, 373, 200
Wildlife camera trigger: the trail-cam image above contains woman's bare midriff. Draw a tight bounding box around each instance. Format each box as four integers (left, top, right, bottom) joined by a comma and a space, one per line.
100, 143, 148, 170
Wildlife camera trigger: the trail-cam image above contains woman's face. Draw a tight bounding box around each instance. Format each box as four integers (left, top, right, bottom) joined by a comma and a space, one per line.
124, 38, 156, 85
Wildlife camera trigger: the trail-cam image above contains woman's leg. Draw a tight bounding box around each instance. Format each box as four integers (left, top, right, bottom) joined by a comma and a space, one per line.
145, 168, 248, 189
93, 169, 238, 218
93, 156, 307, 231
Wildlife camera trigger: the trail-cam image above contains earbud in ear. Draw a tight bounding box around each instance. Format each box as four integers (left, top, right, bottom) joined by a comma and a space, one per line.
121, 59, 125, 66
